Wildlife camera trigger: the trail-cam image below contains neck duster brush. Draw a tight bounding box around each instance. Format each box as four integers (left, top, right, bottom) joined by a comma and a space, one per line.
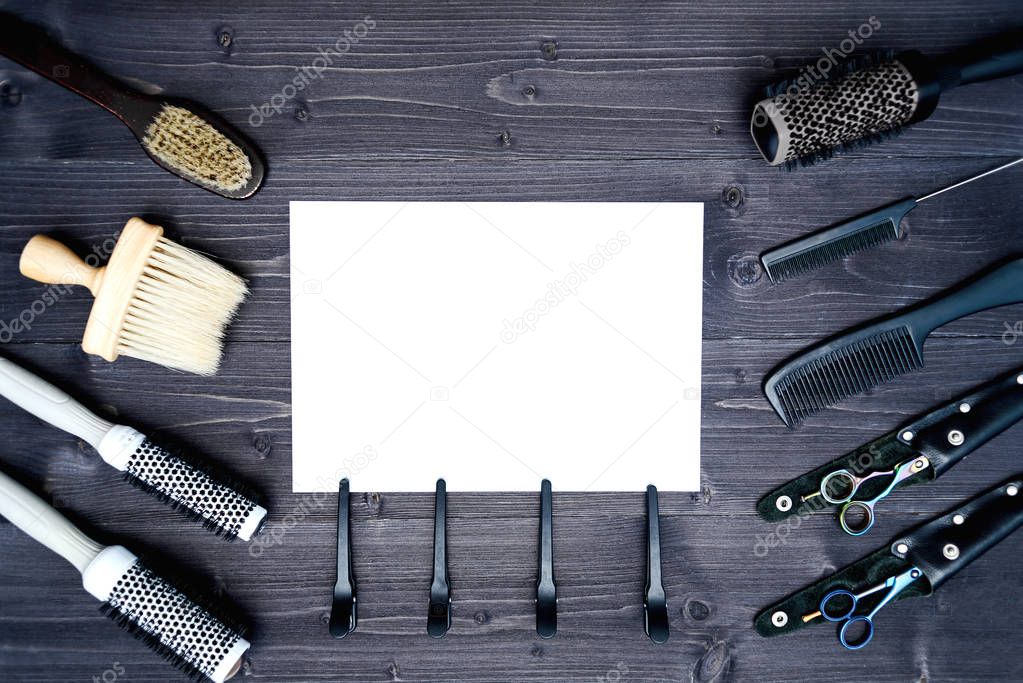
0, 355, 266, 540
0, 12, 264, 198
0, 467, 250, 682
20, 218, 247, 376
751, 32, 1023, 167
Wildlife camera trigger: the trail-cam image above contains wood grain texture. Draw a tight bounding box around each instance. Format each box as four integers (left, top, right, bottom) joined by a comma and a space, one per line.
0, 1, 1022, 681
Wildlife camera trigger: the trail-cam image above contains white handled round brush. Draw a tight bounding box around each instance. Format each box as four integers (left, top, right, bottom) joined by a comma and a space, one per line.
0, 355, 266, 541
0, 468, 250, 682
19, 217, 248, 376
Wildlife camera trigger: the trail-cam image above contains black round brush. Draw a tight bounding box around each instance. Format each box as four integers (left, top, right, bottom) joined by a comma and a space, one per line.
751, 32, 1023, 167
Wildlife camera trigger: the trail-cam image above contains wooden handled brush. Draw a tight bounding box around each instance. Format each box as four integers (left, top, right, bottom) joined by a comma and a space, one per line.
0, 354, 267, 540
751, 32, 1023, 167
0, 11, 264, 198
0, 467, 250, 682
20, 218, 247, 376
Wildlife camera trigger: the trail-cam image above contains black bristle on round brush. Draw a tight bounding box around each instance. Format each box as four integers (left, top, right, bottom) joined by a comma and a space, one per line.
751, 32, 1023, 167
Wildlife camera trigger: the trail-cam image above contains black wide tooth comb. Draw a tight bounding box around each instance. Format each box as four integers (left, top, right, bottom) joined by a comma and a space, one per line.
765, 257, 1023, 427
762, 158, 1023, 283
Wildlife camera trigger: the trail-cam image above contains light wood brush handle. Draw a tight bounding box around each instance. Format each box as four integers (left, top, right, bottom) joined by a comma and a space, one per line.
19, 235, 105, 296
19, 221, 162, 362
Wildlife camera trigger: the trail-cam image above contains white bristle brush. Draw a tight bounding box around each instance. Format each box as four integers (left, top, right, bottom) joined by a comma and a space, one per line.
19, 217, 248, 376
0, 355, 266, 541
0, 467, 250, 682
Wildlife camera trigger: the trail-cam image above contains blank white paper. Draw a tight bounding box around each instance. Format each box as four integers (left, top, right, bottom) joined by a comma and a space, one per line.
290, 201, 703, 492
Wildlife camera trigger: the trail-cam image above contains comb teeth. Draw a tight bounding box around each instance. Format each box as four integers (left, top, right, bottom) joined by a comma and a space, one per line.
771, 326, 922, 426
764, 218, 900, 283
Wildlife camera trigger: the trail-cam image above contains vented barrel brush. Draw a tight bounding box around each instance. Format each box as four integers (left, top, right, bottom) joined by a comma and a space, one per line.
0, 467, 250, 682
751, 32, 1023, 167
761, 157, 1023, 282
20, 217, 247, 376
0, 355, 266, 540
0, 11, 264, 198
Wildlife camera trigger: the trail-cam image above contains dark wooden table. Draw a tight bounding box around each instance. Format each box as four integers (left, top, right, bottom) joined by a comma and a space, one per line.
1, 2, 1021, 681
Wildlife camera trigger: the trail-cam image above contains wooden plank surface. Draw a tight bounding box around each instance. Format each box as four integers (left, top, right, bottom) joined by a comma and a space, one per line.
0, 1, 1022, 681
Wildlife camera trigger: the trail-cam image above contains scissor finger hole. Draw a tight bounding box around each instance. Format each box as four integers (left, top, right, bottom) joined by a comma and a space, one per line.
839, 615, 874, 650
821, 471, 856, 504
820, 589, 856, 622
840, 501, 874, 536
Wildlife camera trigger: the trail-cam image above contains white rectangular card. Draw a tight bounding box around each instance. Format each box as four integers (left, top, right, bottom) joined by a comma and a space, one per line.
290, 201, 703, 492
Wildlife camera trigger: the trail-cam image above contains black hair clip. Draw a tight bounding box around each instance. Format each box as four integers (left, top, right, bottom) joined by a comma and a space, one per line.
329, 478, 357, 639
536, 479, 557, 639
644, 485, 669, 644
428, 478, 452, 638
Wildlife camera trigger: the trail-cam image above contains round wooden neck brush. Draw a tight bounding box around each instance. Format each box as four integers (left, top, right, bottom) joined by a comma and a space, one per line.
751, 32, 1023, 167
0, 11, 264, 198
20, 218, 248, 376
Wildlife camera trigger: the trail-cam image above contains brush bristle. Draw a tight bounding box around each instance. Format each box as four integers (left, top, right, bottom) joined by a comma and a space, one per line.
117, 236, 247, 375
764, 218, 900, 282
770, 326, 922, 426
122, 437, 262, 539
143, 105, 253, 193
101, 558, 248, 682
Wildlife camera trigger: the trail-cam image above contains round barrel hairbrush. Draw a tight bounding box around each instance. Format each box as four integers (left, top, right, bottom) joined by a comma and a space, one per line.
0, 467, 250, 682
751, 32, 1023, 167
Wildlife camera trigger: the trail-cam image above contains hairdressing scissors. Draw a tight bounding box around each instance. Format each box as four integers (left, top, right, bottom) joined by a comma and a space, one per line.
809, 457, 930, 535
803, 566, 923, 649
